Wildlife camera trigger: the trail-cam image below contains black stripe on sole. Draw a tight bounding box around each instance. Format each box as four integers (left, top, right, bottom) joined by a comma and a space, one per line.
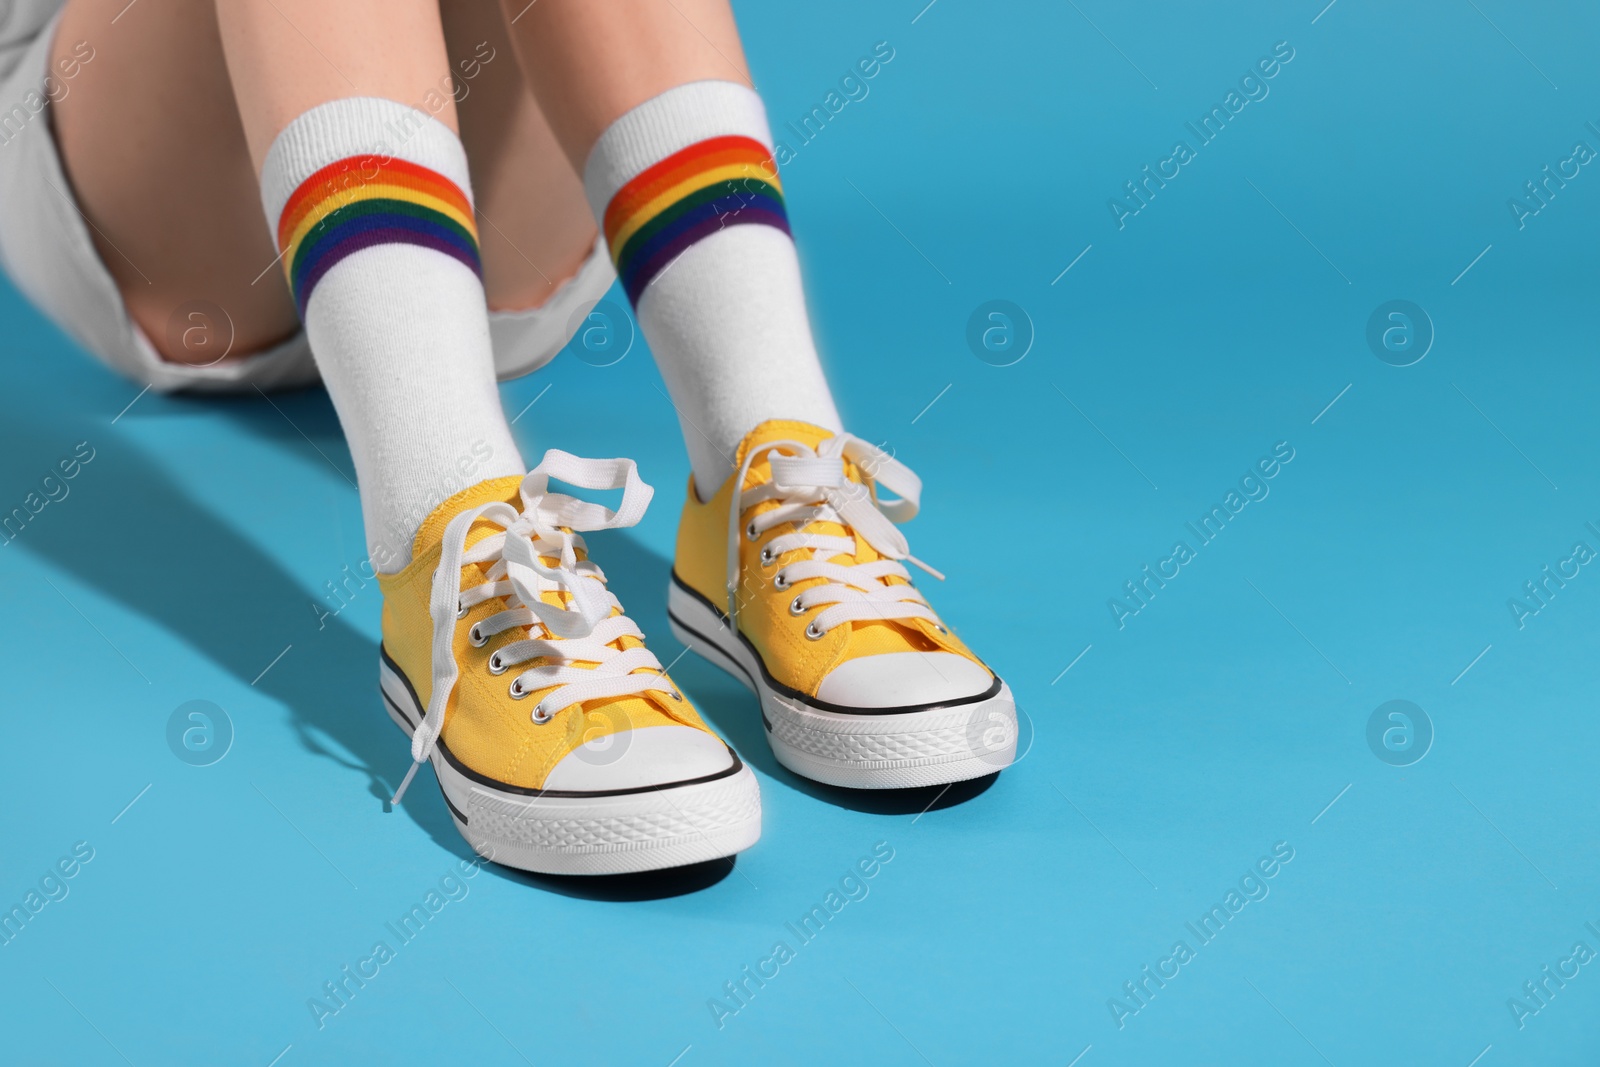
381, 687, 470, 825
667, 607, 774, 733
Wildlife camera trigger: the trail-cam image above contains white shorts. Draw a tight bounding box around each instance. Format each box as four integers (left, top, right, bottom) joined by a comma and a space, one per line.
0, 12, 616, 394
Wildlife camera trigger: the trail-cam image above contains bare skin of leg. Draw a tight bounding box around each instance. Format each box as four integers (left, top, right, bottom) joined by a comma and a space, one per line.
51, 0, 297, 363
439, 0, 596, 312
49, 0, 595, 366
496, 0, 753, 172
215, 0, 460, 168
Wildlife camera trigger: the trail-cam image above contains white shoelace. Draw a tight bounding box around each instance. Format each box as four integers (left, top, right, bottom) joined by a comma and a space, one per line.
391, 451, 679, 805
727, 435, 945, 638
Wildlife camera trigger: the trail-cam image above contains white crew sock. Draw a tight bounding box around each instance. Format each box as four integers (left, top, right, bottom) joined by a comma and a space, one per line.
584, 80, 842, 499
259, 97, 525, 570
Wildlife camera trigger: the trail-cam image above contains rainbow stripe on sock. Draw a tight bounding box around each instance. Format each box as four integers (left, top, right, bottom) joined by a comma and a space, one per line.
278, 156, 480, 316
603, 135, 789, 304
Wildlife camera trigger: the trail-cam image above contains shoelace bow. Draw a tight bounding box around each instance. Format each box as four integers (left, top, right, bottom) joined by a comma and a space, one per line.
727, 434, 945, 638
391, 451, 678, 805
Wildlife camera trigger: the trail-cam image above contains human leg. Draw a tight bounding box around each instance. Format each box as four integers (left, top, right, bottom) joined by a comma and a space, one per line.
47, 0, 605, 379
501, 0, 841, 498
502, 2, 1018, 788
217, 0, 760, 864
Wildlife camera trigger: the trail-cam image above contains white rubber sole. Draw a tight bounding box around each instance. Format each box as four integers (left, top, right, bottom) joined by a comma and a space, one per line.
667, 578, 1018, 789
379, 655, 761, 875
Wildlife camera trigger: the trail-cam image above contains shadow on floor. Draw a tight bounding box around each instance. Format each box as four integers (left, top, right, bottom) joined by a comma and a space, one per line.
0, 390, 488, 874
3, 372, 992, 902
497, 857, 738, 901
0, 380, 735, 900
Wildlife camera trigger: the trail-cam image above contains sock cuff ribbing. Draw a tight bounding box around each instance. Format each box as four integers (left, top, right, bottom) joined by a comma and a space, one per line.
584, 81, 788, 304
260, 96, 473, 222
581, 80, 773, 212
259, 97, 480, 317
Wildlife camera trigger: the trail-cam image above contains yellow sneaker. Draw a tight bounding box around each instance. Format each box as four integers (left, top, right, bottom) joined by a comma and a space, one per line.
378, 451, 761, 874
667, 420, 1017, 789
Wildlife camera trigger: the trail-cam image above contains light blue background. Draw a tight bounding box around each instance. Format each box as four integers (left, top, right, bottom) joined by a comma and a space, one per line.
3, 0, 1598, 1063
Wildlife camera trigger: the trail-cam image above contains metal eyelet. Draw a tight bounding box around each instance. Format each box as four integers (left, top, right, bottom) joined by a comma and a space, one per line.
468, 624, 488, 647
805, 621, 825, 640
774, 571, 790, 591
789, 595, 806, 616
487, 653, 507, 675
671, 690, 684, 701
508, 679, 528, 699
531, 703, 553, 724
455, 598, 469, 619
759, 545, 775, 566
935, 624, 948, 634
745, 522, 759, 541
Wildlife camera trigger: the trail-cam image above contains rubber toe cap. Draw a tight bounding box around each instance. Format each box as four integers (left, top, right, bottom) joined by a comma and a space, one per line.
542, 725, 736, 792
815, 651, 995, 710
